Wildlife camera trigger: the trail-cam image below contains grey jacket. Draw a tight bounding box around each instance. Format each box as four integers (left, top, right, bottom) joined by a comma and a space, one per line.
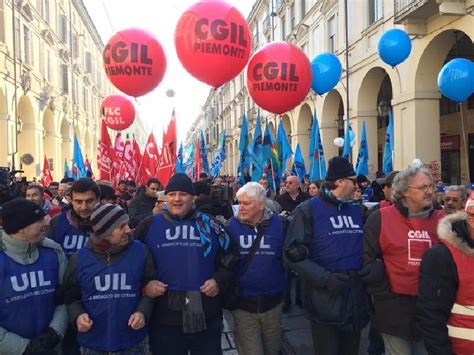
0, 230, 68, 355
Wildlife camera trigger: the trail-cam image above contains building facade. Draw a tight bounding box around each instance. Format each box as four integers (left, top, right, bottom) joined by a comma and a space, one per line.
0, 0, 146, 180
197, 0, 474, 185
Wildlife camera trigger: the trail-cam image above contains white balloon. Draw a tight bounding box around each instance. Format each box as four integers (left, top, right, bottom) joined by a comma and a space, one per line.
166, 89, 175, 97
350, 139, 356, 147
412, 158, 423, 168
334, 137, 344, 147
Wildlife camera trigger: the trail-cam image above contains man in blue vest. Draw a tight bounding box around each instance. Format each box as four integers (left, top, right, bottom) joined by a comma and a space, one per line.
284, 156, 370, 355
225, 182, 287, 355
46, 178, 100, 355
63, 203, 155, 354
134, 173, 239, 355
0, 198, 68, 354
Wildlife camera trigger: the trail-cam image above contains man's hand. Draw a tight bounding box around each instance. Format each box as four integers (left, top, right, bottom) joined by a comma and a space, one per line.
200, 279, 219, 297
128, 312, 145, 330
144, 280, 168, 298
76, 313, 93, 332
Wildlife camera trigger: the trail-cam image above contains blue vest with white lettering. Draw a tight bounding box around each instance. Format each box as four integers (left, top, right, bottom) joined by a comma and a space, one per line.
76, 241, 146, 352
53, 212, 90, 258
0, 247, 58, 338
230, 214, 286, 297
144, 214, 219, 291
310, 197, 364, 270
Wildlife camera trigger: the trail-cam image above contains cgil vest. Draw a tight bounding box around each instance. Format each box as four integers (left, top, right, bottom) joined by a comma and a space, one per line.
144, 214, 219, 291
309, 197, 364, 270
0, 247, 58, 338
53, 212, 90, 258
379, 205, 443, 295
229, 214, 286, 297
444, 241, 474, 355
76, 241, 147, 352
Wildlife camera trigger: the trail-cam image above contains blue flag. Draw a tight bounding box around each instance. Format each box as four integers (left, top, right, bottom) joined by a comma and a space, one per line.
72, 134, 86, 179
276, 121, 292, 172
199, 130, 209, 175
63, 159, 72, 179
309, 111, 327, 180
210, 130, 227, 178
342, 114, 352, 158
176, 142, 184, 174
237, 114, 251, 184
250, 113, 263, 181
382, 111, 394, 174
183, 144, 194, 177
355, 121, 369, 176
292, 143, 306, 183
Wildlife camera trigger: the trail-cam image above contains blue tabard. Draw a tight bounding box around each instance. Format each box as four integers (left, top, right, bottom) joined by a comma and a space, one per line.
0, 247, 58, 338
309, 197, 364, 270
144, 214, 219, 291
53, 212, 90, 258
76, 241, 146, 352
230, 214, 287, 297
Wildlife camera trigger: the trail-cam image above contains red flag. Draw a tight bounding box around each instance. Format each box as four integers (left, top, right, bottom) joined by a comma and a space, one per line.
157, 110, 177, 187
98, 121, 115, 181
122, 135, 136, 180
137, 133, 159, 186
40, 155, 53, 187
132, 136, 142, 179
194, 137, 203, 182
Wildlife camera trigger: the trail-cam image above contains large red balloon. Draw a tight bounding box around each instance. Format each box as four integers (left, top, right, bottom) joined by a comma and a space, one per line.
247, 42, 312, 114
103, 28, 166, 97
175, 0, 252, 88
100, 95, 135, 131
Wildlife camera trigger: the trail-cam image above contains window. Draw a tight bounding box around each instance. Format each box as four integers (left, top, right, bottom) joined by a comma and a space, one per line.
23, 25, 33, 65
440, 95, 460, 115
85, 51, 92, 73
37, 0, 50, 22
72, 78, 79, 104
328, 15, 337, 53
301, 0, 306, 17
45, 48, 52, 82
468, 94, 474, 110
15, 18, 20, 60
368, 0, 382, 25
59, 14, 68, 44
82, 86, 89, 111
72, 34, 79, 58
281, 15, 286, 40
0, 0, 5, 43
290, 3, 296, 29
60, 64, 68, 94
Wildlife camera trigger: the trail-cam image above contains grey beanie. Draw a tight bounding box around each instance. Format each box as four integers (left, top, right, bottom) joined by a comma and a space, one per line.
90, 204, 129, 240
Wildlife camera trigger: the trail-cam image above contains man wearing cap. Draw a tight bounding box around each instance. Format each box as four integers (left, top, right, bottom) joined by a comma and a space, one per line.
284, 157, 370, 354
363, 167, 444, 354
0, 198, 68, 354
417, 195, 474, 354
63, 203, 155, 354
134, 173, 239, 355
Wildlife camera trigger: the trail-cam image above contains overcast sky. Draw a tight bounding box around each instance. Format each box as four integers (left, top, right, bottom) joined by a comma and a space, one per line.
83, 0, 254, 146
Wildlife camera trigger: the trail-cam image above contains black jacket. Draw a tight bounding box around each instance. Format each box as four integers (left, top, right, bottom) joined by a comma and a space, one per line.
417, 212, 474, 355
275, 190, 310, 213
363, 203, 441, 340
128, 190, 157, 228
133, 209, 240, 326
195, 194, 234, 219
284, 191, 370, 331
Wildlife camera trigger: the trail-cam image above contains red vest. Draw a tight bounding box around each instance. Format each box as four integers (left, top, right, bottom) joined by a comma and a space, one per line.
444, 241, 474, 354
379, 206, 444, 295
379, 200, 391, 209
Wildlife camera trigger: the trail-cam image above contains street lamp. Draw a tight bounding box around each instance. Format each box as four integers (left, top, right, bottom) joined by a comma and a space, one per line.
377, 98, 390, 117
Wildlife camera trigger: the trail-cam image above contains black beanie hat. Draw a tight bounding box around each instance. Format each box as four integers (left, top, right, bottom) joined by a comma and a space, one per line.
165, 173, 195, 195
325, 156, 356, 181
356, 174, 369, 184
1, 198, 46, 234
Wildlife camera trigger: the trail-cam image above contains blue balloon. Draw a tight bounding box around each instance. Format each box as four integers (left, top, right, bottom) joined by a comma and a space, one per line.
378, 29, 412, 67
438, 58, 474, 103
311, 53, 342, 95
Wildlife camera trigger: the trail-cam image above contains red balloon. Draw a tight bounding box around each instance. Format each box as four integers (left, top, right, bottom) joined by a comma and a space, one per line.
175, 0, 252, 88
103, 28, 166, 97
247, 42, 312, 114
100, 95, 135, 131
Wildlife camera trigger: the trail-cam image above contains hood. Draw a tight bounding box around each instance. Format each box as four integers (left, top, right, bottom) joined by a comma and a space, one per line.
437, 211, 474, 257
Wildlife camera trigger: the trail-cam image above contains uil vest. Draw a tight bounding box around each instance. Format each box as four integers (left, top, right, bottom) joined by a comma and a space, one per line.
444, 241, 474, 354
144, 214, 219, 291
54, 212, 90, 258
76, 241, 146, 352
0, 247, 58, 338
379, 206, 443, 295
309, 197, 364, 270
230, 214, 286, 297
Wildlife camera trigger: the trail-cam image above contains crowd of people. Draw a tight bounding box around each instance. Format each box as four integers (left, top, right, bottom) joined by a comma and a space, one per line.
0, 157, 473, 355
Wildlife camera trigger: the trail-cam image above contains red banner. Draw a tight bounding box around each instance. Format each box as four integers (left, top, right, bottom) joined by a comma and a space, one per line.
40, 155, 53, 187
157, 110, 177, 187
97, 121, 115, 181
137, 133, 159, 186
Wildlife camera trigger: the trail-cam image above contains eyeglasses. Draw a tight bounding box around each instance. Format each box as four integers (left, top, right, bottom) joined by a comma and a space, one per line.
408, 184, 435, 192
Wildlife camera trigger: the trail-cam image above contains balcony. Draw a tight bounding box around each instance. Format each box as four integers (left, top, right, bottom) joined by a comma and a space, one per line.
394, 0, 465, 25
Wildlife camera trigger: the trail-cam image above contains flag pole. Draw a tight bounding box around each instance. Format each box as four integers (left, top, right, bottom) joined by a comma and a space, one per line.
269, 158, 277, 192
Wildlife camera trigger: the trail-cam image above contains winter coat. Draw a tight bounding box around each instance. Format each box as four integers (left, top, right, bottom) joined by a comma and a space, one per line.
128, 190, 157, 228
275, 190, 310, 213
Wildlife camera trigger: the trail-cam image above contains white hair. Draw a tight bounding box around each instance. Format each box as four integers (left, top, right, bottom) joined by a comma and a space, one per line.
236, 182, 266, 204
